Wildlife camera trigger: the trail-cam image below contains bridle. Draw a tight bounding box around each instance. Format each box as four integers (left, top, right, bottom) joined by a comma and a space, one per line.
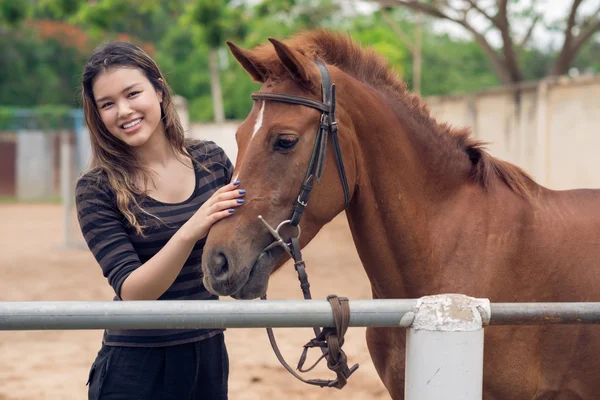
251, 59, 357, 389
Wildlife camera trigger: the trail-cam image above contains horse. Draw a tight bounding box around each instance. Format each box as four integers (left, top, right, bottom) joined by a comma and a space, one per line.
201, 29, 600, 399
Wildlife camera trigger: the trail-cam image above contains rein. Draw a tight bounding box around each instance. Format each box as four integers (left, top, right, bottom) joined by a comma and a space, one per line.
252, 60, 358, 389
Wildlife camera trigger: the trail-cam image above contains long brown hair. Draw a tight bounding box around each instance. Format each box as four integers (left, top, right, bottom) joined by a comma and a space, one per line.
81, 41, 196, 235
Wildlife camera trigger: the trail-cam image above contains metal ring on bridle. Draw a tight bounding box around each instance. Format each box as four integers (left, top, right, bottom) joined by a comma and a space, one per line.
276, 219, 301, 240
257, 216, 301, 258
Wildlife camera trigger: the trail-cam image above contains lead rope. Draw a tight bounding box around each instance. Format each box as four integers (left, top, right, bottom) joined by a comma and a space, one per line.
261, 237, 358, 389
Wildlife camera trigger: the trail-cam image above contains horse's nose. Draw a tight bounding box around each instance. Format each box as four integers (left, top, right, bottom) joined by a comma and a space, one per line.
210, 251, 230, 280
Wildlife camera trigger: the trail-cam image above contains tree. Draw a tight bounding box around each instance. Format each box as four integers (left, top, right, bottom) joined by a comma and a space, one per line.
68, 0, 177, 44
254, 0, 341, 30
0, 24, 90, 107
346, 12, 407, 78
380, 8, 423, 93
373, 0, 600, 84
0, 0, 30, 27
185, 0, 249, 123
419, 32, 500, 95
33, 0, 85, 20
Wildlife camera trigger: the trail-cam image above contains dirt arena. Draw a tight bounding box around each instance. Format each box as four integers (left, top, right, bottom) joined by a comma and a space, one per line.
0, 204, 391, 400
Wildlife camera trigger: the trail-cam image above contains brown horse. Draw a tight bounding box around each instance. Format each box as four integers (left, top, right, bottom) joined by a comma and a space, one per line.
202, 29, 600, 399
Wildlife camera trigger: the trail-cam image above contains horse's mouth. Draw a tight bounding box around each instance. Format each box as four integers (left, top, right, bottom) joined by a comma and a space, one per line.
230, 246, 285, 299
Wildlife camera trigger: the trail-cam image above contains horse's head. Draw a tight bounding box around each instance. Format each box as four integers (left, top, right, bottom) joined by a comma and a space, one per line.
202, 36, 357, 299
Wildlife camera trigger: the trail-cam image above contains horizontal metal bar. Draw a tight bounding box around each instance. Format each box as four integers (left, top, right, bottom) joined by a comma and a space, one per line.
2, 300, 600, 331
0, 300, 417, 331
490, 303, 600, 325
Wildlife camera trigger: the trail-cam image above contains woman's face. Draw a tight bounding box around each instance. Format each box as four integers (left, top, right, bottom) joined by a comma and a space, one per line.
93, 67, 164, 148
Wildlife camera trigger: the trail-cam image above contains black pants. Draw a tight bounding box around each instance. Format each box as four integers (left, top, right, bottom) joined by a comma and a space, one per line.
87, 333, 228, 400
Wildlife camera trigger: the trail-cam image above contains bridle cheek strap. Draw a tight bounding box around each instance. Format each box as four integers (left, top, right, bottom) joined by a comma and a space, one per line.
252, 59, 357, 389
250, 60, 351, 228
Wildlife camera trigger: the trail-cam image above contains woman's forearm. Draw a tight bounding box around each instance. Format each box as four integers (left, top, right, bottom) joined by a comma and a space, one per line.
119, 227, 197, 301
118, 180, 244, 301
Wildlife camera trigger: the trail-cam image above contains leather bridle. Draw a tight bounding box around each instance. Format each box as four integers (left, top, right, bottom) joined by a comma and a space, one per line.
252, 60, 358, 389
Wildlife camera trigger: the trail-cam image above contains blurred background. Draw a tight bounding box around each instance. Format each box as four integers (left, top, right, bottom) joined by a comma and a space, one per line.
2, 0, 600, 205
0, 1, 599, 399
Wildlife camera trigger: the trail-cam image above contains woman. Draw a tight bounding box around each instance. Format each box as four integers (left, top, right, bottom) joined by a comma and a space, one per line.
76, 41, 241, 399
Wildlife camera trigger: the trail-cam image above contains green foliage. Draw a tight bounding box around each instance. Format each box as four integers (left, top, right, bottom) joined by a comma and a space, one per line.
0, 27, 88, 107
33, 0, 84, 20
69, 0, 174, 42
573, 40, 600, 74
2, 0, 598, 123
155, 20, 260, 121
186, 0, 249, 49
419, 34, 500, 96
0, 0, 31, 27
348, 12, 407, 77
521, 48, 556, 81
154, 25, 212, 121
221, 58, 261, 120
348, 10, 498, 96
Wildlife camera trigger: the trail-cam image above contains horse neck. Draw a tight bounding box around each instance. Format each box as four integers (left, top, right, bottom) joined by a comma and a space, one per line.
341, 84, 482, 299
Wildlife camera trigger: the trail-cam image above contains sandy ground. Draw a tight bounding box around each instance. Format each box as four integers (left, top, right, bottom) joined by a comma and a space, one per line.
0, 204, 391, 400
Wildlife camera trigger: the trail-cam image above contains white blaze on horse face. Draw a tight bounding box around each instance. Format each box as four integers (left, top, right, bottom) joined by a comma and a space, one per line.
232, 102, 264, 184
252, 101, 265, 139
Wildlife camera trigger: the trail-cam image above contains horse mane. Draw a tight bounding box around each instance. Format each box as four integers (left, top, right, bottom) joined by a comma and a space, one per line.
250, 29, 534, 199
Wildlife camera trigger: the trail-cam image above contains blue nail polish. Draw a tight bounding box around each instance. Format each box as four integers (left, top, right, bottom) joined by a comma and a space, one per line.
237, 199, 244, 204
239, 190, 246, 195
233, 180, 240, 186
228, 209, 235, 213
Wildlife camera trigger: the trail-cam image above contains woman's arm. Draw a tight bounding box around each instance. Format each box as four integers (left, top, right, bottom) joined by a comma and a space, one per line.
120, 180, 244, 300
77, 173, 243, 301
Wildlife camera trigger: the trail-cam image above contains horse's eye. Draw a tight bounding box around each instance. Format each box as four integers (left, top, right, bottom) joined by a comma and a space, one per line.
274, 135, 299, 151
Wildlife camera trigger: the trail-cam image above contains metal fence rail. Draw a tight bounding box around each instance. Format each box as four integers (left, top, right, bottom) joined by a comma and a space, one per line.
490, 302, 600, 325
2, 299, 600, 331
3, 296, 600, 400
0, 299, 418, 330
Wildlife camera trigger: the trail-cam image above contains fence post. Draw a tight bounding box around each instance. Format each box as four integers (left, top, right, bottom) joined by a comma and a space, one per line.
403, 294, 490, 400
60, 130, 72, 248
534, 77, 550, 186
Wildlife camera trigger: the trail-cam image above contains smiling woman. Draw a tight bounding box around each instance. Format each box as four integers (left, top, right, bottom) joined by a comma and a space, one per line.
92, 68, 163, 148
75, 41, 244, 400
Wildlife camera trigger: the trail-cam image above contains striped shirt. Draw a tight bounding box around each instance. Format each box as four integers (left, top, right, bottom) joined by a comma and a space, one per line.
75, 140, 234, 347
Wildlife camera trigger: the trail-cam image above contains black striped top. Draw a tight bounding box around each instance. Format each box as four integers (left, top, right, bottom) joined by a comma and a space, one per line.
75, 140, 234, 347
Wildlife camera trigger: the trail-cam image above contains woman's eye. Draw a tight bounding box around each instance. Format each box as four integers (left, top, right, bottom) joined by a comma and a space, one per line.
128, 91, 140, 97
274, 135, 299, 151
100, 102, 113, 109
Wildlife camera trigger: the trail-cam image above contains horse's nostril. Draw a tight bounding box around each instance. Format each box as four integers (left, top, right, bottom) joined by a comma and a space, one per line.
212, 252, 229, 279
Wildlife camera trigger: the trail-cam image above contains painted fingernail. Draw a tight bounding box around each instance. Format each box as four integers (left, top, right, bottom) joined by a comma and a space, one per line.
237, 199, 244, 204
233, 180, 240, 186
228, 209, 235, 213
239, 190, 246, 195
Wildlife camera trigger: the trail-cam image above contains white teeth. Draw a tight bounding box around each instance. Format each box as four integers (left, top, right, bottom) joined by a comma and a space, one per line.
123, 118, 142, 129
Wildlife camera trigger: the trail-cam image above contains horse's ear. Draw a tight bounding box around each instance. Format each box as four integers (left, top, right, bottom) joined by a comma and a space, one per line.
226, 41, 267, 83
268, 38, 311, 85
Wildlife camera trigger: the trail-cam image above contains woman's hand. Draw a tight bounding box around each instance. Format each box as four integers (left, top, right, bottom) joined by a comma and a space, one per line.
179, 180, 245, 243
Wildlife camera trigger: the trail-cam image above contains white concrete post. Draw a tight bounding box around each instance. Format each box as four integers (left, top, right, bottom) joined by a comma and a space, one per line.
534, 77, 550, 186
403, 294, 490, 400
60, 131, 73, 248
173, 95, 190, 134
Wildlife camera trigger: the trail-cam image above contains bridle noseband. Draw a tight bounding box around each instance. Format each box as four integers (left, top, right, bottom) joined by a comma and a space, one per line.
251, 60, 357, 389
